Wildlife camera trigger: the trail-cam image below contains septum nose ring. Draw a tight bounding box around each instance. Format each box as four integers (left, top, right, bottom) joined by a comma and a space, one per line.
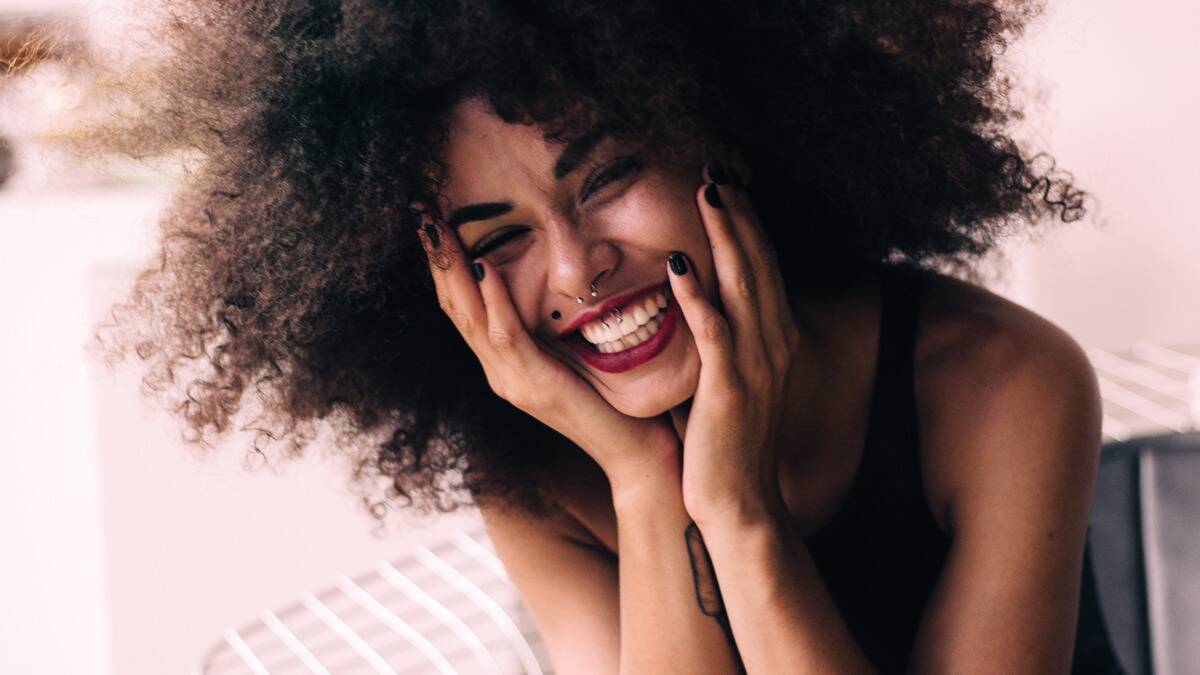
575, 280, 601, 304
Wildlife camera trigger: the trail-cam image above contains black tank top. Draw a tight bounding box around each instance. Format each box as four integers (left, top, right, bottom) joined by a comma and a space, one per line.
802, 263, 1126, 674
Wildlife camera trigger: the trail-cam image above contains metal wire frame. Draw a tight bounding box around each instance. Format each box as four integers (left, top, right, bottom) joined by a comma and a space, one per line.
1091, 342, 1200, 443
194, 519, 548, 675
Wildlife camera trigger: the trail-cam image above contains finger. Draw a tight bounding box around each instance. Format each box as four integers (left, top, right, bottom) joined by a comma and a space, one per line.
473, 256, 540, 366
704, 164, 798, 364
696, 180, 769, 365
667, 251, 739, 386
416, 221, 488, 345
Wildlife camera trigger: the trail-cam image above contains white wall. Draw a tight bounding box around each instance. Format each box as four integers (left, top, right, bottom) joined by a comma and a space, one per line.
996, 0, 1200, 349
0, 189, 123, 675
0, 188, 473, 675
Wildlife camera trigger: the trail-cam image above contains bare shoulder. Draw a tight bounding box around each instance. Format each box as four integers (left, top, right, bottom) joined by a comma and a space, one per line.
906, 271, 1107, 672
914, 270, 1103, 535
476, 450, 622, 674
476, 453, 604, 547
915, 270, 1092, 376
479, 441, 617, 551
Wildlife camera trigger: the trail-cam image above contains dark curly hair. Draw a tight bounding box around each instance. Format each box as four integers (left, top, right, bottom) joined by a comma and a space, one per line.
82, 0, 1086, 527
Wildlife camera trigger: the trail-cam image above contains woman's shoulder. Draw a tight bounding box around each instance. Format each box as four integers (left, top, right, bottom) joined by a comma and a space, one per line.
914, 269, 1094, 398
913, 269, 1102, 534
479, 439, 620, 553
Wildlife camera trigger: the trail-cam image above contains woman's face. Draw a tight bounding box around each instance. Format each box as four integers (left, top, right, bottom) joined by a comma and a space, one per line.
438, 97, 719, 417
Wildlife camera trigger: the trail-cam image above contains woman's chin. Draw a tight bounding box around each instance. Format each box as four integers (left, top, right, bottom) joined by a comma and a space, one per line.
596, 339, 700, 417
605, 373, 699, 418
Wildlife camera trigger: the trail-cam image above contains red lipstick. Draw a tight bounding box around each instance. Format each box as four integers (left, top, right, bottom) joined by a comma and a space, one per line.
565, 294, 680, 374
556, 281, 670, 339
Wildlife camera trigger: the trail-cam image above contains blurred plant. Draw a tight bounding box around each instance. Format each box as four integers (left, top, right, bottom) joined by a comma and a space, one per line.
0, 12, 79, 80
0, 9, 177, 190
0, 11, 83, 189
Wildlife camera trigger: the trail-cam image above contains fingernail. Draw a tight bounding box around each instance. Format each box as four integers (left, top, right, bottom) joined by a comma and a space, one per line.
705, 161, 730, 186
472, 261, 485, 281
668, 252, 689, 276
704, 183, 724, 209
422, 222, 441, 249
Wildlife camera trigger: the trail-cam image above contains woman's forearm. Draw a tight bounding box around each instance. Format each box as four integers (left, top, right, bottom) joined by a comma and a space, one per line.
611, 474, 745, 675
696, 505, 877, 674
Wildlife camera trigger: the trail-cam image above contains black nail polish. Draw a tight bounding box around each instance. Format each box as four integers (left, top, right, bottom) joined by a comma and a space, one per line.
706, 161, 730, 186
704, 183, 724, 209
423, 222, 441, 248
472, 261, 485, 281
668, 252, 689, 276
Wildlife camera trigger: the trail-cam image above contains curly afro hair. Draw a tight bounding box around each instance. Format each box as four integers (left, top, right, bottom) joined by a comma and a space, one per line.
84, 0, 1085, 526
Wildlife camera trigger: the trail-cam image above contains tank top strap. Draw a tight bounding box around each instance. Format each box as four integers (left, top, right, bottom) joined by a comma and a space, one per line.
855, 263, 937, 519
869, 264, 922, 451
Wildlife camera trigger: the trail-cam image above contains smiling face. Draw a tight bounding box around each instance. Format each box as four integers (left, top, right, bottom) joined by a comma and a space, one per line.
438, 97, 719, 417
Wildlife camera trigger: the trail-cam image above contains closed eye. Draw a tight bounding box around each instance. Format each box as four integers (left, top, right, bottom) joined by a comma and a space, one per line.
581, 155, 644, 203
469, 154, 644, 258
469, 227, 530, 257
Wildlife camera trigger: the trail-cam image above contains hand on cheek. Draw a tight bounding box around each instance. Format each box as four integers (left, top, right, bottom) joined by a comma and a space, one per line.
666, 163, 804, 526
417, 222, 682, 491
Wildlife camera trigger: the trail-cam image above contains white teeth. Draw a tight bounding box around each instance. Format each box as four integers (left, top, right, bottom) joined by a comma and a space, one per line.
591, 312, 665, 353
620, 315, 639, 337
575, 285, 676, 353
579, 289, 668, 345
632, 304, 649, 326
644, 296, 659, 316
605, 321, 624, 343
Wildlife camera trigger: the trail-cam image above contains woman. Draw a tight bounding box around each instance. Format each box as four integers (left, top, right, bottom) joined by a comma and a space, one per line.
93, 0, 1125, 672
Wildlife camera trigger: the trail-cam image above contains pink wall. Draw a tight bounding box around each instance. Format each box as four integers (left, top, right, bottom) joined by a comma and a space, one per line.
997, 0, 1200, 349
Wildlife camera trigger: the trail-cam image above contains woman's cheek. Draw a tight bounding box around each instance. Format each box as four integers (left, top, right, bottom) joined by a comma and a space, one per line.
593, 181, 703, 250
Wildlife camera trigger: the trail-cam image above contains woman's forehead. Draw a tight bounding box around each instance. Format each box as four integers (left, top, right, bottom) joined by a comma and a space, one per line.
442, 99, 565, 192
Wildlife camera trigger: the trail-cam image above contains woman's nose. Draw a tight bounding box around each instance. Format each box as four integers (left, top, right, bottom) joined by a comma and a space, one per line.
543, 216, 619, 302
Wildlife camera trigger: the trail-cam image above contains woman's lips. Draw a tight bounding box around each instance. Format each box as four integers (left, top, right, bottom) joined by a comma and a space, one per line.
557, 281, 669, 339
566, 295, 680, 374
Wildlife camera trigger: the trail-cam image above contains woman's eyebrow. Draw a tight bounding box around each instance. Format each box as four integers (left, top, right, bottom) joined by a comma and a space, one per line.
553, 130, 606, 179
447, 202, 513, 230
447, 131, 607, 229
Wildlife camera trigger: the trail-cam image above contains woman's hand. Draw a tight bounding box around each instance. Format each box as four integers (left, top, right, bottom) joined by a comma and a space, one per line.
667, 165, 804, 526
416, 219, 681, 490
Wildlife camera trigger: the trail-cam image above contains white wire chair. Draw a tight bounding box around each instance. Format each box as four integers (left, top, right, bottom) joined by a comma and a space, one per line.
195, 342, 1200, 675
1090, 341, 1200, 442
193, 518, 551, 675
1079, 341, 1200, 675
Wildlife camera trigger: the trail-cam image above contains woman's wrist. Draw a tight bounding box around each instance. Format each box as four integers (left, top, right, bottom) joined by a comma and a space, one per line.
607, 444, 683, 511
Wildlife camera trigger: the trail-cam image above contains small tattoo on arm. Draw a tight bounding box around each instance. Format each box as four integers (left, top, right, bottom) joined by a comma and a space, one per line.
684, 521, 747, 673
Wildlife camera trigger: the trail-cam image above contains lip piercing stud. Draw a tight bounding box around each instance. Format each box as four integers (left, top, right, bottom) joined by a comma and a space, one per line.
610, 307, 623, 324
